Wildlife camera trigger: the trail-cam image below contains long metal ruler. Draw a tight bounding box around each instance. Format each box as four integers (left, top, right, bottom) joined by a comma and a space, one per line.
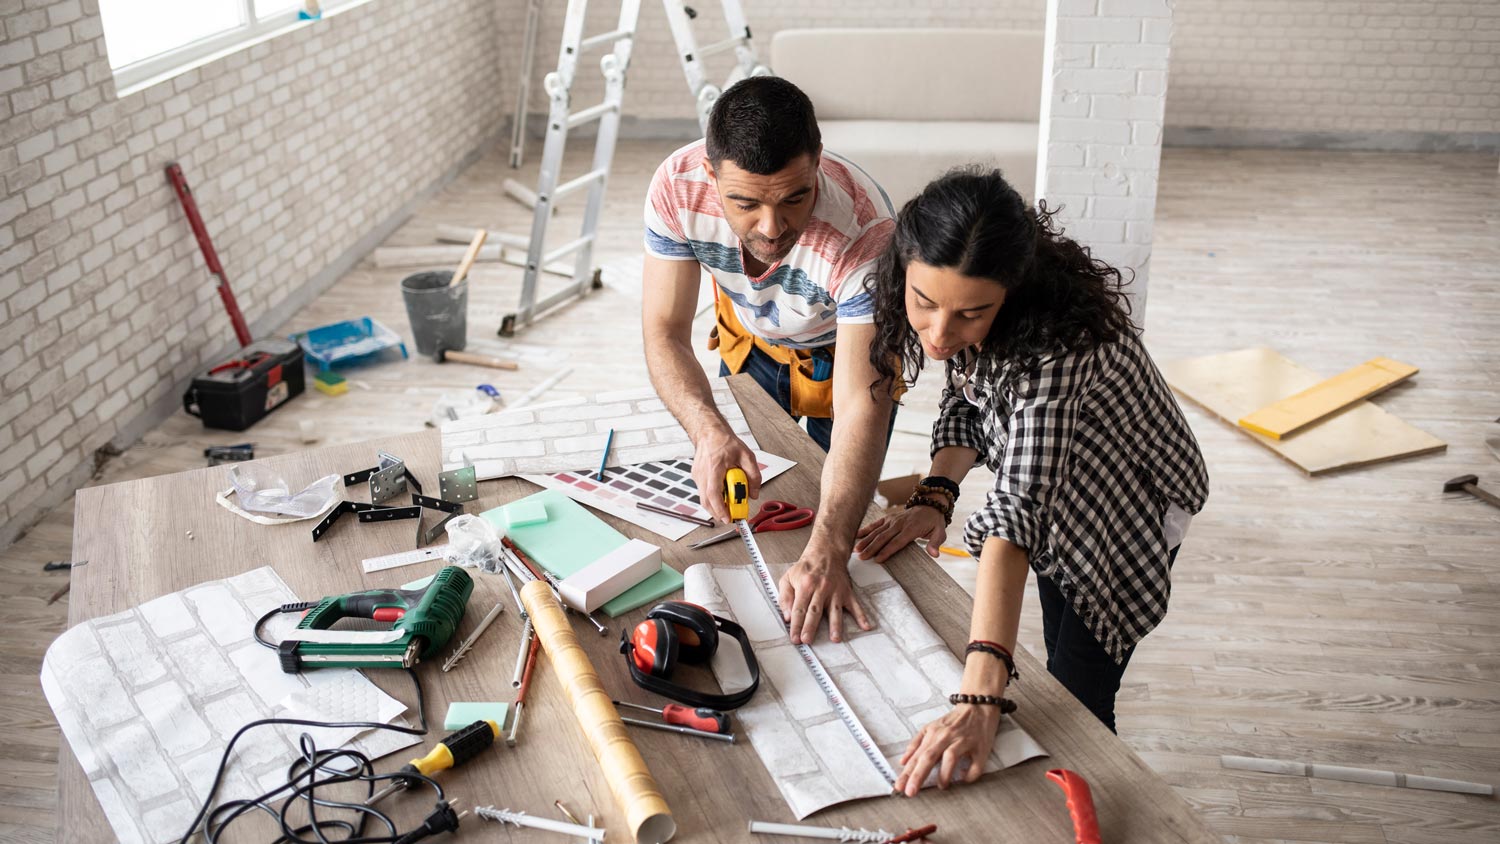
736, 521, 899, 786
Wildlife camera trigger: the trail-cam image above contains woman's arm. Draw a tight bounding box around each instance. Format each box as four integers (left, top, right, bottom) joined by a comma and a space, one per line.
854, 445, 977, 562
894, 536, 1028, 796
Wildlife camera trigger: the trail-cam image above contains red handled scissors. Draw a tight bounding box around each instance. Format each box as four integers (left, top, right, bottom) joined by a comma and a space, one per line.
688, 500, 815, 549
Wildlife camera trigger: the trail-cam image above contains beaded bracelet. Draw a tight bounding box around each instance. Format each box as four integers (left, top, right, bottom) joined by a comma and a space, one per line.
948, 693, 1018, 714
918, 476, 960, 498
964, 641, 1020, 682
904, 493, 954, 525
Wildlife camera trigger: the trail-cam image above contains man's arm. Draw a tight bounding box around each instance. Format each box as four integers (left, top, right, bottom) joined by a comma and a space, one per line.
777, 321, 892, 644
640, 254, 762, 521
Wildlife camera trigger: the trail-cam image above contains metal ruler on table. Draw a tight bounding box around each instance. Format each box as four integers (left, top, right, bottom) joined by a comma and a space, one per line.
735, 520, 899, 786
361, 545, 449, 573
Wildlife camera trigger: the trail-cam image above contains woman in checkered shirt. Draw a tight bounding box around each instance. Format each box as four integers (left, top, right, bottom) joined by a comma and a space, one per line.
855, 167, 1209, 796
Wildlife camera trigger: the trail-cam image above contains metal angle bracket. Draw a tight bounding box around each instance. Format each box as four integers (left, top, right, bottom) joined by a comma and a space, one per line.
369, 463, 410, 503
344, 467, 376, 486
412, 493, 462, 514
358, 505, 423, 523
421, 509, 463, 546
312, 500, 380, 542
438, 466, 478, 503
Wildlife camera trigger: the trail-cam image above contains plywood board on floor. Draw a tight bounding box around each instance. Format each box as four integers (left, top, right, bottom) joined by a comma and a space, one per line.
1237, 356, 1418, 439
1162, 347, 1445, 475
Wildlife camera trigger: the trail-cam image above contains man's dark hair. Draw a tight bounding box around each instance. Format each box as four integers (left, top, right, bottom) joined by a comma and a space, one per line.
705, 76, 821, 175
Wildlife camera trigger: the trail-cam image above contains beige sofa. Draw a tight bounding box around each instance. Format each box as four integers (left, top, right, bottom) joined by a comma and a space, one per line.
770, 28, 1044, 209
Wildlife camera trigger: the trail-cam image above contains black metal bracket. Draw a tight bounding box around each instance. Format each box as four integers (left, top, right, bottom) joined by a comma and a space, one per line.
412, 493, 461, 514
312, 500, 380, 541
358, 505, 422, 523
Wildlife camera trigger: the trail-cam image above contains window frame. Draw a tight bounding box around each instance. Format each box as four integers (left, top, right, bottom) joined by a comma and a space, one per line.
108, 0, 375, 97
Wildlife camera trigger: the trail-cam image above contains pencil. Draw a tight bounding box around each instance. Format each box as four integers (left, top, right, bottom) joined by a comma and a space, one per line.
595, 428, 615, 481
635, 500, 715, 528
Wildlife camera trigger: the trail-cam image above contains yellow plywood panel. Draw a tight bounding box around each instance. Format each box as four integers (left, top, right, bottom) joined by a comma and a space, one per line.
1163, 348, 1445, 475
1238, 356, 1419, 439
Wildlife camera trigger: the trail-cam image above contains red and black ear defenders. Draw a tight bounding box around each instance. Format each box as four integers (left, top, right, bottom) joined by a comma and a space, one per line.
620, 601, 760, 710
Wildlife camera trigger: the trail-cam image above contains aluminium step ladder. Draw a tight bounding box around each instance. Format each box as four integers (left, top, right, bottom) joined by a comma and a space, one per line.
496, 0, 771, 336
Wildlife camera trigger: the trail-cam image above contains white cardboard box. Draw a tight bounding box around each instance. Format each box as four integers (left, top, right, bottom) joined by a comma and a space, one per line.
558, 539, 662, 613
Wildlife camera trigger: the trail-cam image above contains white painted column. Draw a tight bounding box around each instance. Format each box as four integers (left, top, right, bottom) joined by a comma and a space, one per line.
1035, 0, 1173, 319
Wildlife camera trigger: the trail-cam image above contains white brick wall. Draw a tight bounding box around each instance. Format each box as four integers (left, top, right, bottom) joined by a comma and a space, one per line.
1036, 0, 1169, 310
0, 0, 504, 547
1169, 0, 1500, 135
496, 0, 1499, 137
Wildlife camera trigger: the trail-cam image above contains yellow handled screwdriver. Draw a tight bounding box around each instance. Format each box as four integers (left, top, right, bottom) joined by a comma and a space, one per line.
364, 719, 501, 806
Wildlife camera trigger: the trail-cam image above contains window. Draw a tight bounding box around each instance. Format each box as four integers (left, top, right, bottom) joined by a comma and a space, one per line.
99, 0, 371, 95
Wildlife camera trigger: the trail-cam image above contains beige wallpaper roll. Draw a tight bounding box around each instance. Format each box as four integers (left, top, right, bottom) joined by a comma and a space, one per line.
520, 581, 676, 843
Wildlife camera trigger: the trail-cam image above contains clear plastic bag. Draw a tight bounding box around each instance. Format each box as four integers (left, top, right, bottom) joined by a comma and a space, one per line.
228, 464, 340, 518
442, 513, 506, 573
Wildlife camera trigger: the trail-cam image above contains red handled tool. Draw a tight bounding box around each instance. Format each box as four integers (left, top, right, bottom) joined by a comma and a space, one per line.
1046, 769, 1102, 844
166, 162, 253, 348
612, 700, 730, 734
689, 499, 816, 549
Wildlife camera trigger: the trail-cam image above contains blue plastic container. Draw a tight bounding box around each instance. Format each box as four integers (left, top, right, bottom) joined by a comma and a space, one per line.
291, 317, 409, 372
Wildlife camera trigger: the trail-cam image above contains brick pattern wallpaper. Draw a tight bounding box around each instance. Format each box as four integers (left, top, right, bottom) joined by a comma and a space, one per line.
497, 0, 1499, 136
0, 0, 504, 546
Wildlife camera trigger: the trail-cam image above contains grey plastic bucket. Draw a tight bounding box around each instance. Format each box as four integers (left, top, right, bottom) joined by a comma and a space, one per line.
400, 271, 468, 357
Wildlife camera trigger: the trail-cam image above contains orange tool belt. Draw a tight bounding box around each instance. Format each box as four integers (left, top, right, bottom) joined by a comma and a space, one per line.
710, 288, 836, 419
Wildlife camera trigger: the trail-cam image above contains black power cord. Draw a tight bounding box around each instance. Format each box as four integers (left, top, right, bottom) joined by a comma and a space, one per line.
178, 605, 458, 843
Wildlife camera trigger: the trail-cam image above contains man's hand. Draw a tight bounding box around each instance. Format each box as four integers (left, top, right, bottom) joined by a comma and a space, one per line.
777, 550, 871, 644
691, 428, 762, 523
854, 506, 949, 563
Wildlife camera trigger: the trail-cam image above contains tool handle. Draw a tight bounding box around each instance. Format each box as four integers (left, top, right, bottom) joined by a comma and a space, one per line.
1465, 482, 1500, 509
450, 229, 487, 287
166, 162, 252, 347
442, 349, 520, 370
408, 719, 499, 776
661, 704, 729, 734
1046, 769, 1102, 844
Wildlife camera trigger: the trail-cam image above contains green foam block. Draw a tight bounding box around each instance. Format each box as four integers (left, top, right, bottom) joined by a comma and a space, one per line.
444, 702, 510, 732
482, 489, 683, 617
504, 500, 549, 528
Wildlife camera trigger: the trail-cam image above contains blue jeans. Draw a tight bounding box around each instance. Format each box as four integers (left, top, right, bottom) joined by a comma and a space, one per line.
1037, 545, 1179, 733
719, 344, 896, 452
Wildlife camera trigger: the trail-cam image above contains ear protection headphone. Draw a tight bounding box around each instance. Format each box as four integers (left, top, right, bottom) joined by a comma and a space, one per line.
620, 601, 760, 710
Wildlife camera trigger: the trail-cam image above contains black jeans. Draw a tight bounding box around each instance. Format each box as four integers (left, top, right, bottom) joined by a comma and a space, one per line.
720, 344, 897, 452
1036, 545, 1179, 734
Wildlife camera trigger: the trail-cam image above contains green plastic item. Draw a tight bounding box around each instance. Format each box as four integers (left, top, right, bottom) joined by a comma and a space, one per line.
483, 490, 683, 617
505, 500, 549, 528
444, 702, 510, 731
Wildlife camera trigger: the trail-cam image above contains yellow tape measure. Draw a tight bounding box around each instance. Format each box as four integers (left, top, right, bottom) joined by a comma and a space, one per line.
723, 468, 749, 521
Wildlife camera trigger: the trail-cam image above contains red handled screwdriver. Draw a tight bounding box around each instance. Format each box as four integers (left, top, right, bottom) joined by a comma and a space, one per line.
613, 700, 731, 734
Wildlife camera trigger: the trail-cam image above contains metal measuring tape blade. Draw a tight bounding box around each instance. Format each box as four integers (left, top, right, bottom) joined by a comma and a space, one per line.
735, 521, 899, 786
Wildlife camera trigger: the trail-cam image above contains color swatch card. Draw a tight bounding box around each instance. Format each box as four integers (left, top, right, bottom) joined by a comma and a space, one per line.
521, 450, 796, 541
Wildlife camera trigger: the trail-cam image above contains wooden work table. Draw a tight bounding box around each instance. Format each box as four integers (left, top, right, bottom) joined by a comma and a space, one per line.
61, 375, 1223, 843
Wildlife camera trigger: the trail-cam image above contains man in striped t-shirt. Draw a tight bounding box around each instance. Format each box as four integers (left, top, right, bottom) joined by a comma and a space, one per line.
642, 77, 896, 647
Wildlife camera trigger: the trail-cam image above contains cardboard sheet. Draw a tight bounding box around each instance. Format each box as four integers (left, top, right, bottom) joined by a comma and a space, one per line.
684, 558, 1046, 819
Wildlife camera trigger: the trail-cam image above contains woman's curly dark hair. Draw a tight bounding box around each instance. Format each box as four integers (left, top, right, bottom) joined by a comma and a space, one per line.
868, 167, 1137, 394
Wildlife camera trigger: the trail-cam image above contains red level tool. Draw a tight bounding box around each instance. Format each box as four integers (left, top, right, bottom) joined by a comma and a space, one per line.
166, 162, 253, 348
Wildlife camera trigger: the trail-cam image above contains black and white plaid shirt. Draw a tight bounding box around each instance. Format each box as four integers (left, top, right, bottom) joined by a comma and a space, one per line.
932, 330, 1209, 662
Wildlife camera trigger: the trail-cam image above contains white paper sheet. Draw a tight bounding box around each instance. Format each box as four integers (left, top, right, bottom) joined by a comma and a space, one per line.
440, 382, 754, 478
684, 558, 1047, 819
41, 567, 419, 844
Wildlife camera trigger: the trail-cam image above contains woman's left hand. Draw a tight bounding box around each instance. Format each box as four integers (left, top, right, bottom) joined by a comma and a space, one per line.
894, 703, 1002, 797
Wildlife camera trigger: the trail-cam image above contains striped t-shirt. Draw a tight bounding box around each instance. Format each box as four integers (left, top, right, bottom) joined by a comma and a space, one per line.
644, 140, 895, 349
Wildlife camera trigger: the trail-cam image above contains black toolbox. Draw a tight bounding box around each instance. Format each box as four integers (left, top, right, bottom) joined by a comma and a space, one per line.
183, 338, 305, 431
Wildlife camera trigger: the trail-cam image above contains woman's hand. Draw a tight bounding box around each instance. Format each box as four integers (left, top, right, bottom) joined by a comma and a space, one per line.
894, 703, 1002, 797
854, 506, 949, 563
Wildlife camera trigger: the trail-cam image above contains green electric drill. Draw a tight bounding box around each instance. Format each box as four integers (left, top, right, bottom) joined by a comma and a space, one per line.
277, 566, 474, 673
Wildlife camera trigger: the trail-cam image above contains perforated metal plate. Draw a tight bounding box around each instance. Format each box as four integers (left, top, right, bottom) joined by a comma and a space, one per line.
369, 463, 409, 503
412, 494, 461, 514
439, 466, 478, 503
358, 505, 422, 523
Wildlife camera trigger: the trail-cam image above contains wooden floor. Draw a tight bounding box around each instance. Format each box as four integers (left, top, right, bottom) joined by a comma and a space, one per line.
3, 141, 1497, 843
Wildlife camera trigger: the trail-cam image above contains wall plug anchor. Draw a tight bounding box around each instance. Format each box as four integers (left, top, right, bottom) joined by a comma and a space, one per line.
475, 805, 604, 840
